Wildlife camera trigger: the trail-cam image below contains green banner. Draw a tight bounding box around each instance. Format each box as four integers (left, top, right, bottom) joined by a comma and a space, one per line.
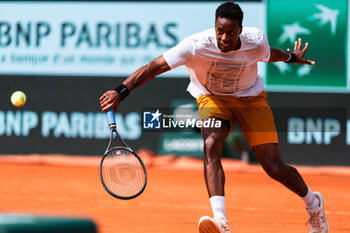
266, 0, 348, 92
158, 132, 203, 157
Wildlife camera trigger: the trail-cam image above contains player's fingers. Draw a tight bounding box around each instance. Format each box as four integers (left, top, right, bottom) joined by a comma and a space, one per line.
297, 59, 315, 65
287, 48, 290, 52
297, 38, 302, 50
100, 95, 111, 108
99, 93, 107, 101
307, 60, 316, 65
100, 97, 113, 109
102, 102, 119, 112
302, 42, 309, 53
100, 90, 117, 104
100, 91, 114, 101
100, 101, 109, 111
294, 41, 298, 51
102, 103, 113, 112
100, 90, 120, 112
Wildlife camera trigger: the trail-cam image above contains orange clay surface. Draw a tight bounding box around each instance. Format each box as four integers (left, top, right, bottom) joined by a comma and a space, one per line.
0, 151, 350, 233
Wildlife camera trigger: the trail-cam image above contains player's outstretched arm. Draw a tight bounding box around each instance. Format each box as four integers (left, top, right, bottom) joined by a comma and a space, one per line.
100, 55, 171, 112
269, 38, 315, 65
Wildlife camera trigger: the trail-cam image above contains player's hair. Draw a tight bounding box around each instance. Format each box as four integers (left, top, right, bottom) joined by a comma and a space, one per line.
215, 1, 243, 26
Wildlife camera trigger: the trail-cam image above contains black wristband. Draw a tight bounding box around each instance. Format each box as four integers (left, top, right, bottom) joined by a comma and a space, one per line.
285, 51, 298, 63
114, 84, 129, 100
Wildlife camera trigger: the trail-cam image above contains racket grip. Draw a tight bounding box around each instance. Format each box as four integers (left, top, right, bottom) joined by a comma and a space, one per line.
106, 110, 116, 128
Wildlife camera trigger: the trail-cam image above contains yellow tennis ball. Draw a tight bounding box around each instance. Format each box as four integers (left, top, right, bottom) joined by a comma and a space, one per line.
11, 91, 26, 107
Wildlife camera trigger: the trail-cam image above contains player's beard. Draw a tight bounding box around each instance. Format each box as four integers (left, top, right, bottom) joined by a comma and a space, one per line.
218, 37, 241, 53
219, 43, 233, 52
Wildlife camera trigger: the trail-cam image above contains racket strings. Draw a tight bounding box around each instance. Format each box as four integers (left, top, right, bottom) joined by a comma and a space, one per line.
102, 149, 145, 197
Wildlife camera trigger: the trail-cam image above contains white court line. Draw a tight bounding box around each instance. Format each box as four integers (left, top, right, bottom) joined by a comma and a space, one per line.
139, 201, 350, 216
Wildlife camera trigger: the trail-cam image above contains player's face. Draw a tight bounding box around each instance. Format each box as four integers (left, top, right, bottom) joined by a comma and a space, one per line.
215, 17, 242, 53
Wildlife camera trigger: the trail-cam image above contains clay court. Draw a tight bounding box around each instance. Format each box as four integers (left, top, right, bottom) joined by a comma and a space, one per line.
1, 152, 350, 233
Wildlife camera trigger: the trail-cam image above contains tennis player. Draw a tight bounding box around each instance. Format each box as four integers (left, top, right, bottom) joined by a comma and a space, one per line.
100, 2, 328, 233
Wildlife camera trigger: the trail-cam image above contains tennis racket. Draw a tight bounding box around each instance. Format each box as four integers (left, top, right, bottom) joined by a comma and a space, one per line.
100, 110, 147, 199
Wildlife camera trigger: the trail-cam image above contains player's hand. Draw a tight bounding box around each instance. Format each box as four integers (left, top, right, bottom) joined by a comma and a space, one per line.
100, 90, 121, 112
288, 38, 315, 65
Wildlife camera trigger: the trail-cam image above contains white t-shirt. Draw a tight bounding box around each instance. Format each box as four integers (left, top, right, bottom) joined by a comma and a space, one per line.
163, 27, 271, 98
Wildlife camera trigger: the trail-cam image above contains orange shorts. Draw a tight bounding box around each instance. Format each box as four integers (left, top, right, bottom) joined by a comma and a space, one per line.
196, 91, 278, 149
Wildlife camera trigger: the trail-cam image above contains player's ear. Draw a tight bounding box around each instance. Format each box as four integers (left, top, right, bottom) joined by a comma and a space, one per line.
238, 26, 243, 35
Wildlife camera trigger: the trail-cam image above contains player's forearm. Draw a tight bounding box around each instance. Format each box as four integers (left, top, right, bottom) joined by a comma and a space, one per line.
122, 64, 156, 92
121, 56, 170, 93
268, 47, 290, 62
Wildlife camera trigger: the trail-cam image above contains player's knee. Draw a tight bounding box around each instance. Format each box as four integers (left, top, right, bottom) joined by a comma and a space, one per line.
204, 137, 223, 153
203, 137, 224, 161
264, 163, 284, 181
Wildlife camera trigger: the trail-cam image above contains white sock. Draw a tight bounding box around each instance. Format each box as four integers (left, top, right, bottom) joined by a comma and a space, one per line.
302, 187, 320, 210
209, 196, 226, 219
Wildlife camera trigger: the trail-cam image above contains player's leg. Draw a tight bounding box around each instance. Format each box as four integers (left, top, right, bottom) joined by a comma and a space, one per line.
201, 117, 230, 197
255, 143, 307, 196
196, 95, 233, 200
199, 116, 231, 233
196, 94, 233, 232
255, 143, 328, 233
235, 91, 328, 232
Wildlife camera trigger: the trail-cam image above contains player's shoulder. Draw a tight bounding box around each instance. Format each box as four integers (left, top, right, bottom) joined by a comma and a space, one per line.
241, 27, 267, 44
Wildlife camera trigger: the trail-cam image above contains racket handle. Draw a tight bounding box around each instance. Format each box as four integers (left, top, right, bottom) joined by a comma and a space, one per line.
106, 110, 116, 128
